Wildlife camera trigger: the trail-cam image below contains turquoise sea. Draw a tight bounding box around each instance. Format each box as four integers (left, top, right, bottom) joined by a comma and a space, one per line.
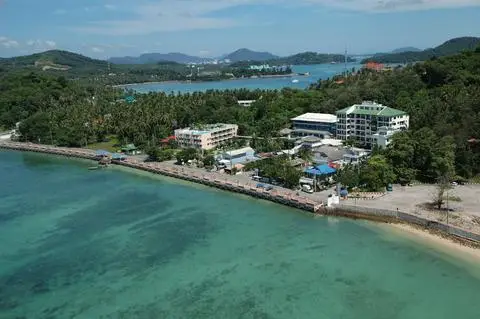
1, 150, 480, 319
123, 63, 363, 93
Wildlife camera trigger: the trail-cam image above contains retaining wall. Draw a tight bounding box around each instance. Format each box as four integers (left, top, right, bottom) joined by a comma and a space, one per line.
2, 142, 479, 244
332, 204, 480, 244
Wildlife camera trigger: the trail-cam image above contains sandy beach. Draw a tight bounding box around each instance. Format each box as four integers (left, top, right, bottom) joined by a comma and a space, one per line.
381, 223, 480, 268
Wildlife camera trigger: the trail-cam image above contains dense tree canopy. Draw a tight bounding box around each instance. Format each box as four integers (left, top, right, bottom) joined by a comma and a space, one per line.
1, 47, 480, 184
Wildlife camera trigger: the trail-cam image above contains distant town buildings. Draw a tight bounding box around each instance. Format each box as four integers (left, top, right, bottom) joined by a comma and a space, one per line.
336, 101, 409, 148
291, 113, 338, 139
174, 124, 238, 150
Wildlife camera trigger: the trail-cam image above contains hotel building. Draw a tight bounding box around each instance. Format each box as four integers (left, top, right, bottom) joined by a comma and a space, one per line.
174, 124, 238, 150
336, 101, 409, 148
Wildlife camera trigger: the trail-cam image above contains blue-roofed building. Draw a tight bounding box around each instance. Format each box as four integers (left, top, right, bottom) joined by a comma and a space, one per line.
304, 164, 337, 177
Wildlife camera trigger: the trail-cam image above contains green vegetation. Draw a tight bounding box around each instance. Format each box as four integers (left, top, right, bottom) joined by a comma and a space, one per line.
86, 136, 120, 152
244, 155, 302, 189
1, 46, 480, 190
272, 52, 355, 65
0, 50, 291, 85
362, 37, 480, 64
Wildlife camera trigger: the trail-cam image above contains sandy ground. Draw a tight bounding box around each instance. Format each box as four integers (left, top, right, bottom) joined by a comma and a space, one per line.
340, 184, 480, 234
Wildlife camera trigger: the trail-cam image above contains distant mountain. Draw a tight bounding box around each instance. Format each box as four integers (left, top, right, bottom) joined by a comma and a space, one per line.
391, 47, 421, 53
363, 37, 480, 64
223, 49, 278, 62
108, 52, 213, 64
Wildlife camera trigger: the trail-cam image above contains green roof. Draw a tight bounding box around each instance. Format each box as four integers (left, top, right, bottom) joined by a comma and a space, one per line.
336, 106, 351, 114
121, 143, 137, 151
336, 105, 407, 117
378, 107, 407, 117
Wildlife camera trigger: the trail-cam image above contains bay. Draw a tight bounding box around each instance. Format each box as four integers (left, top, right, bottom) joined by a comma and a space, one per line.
122, 63, 363, 93
1, 150, 479, 319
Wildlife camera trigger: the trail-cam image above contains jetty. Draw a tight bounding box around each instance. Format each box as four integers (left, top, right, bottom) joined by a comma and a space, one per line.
1, 141, 479, 245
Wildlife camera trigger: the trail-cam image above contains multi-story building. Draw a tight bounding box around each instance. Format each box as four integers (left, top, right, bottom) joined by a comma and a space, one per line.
175, 124, 238, 150
336, 101, 409, 148
237, 100, 256, 107
291, 113, 337, 138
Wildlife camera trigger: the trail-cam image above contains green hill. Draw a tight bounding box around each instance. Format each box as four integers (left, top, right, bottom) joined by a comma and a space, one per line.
0, 50, 108, 71
362, 37, 480, 64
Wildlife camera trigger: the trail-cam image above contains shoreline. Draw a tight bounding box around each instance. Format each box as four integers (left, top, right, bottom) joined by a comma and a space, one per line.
381, 223, 480, 269
113, 73, 306, 88
1, 142, 479, 256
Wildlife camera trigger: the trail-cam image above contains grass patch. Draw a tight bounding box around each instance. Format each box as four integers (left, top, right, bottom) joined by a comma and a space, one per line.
87, 136, 120, 153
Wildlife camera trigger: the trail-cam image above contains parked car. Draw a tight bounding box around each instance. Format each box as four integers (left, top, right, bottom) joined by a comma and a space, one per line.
301, 184, 313, 194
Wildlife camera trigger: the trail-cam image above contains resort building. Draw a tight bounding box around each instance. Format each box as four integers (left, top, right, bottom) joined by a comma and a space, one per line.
291, 113, 338, 138
237, 100, 256, 107
216, 147, 258, 166
371, 126, 398, 148
174, 124, 238, 150
336, 101, 409, 148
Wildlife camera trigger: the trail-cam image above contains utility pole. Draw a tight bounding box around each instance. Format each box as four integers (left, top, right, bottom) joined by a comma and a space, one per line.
344, 47, 348, 77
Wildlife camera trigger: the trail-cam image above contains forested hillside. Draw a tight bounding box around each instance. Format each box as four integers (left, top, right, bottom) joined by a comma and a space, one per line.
363, 37, 480, 64
1, 47, 480, 182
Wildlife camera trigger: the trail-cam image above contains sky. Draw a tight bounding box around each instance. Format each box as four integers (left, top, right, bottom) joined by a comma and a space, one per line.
1, 0, 480, 59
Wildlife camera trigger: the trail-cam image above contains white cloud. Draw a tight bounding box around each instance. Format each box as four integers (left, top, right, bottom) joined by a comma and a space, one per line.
75, 0, 480, 36
45, 40, 56, 48
303, 0, 480, 12
0, 36, 19, 49
26, 39, 57, 51
2, 40, 19, 48
53, 9, 67, 15
104, 4, 117, 10
91, 46, 105, 53
76, 0, 253, 35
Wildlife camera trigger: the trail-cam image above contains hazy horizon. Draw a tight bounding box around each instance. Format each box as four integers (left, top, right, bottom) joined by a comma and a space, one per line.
1, 0, 480, 59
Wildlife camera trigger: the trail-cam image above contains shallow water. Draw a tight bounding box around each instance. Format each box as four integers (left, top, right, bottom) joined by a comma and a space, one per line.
125, 63, 362, 93
1, 150, 479, 319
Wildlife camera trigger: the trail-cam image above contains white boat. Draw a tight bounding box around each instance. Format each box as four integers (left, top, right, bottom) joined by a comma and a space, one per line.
292, 79, 299, 83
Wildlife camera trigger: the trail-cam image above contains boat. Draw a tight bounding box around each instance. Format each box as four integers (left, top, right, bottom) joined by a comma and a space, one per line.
88, 166, 99, 170
292, 79, 299, 83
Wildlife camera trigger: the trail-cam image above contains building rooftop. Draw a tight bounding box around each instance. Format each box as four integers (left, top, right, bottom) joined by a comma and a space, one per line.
291, 113, 337, 123
336, 101, 407, 117
175, 123, 237, 135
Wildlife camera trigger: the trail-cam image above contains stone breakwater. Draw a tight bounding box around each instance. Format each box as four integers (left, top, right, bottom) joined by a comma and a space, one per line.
1, 141, 479, 245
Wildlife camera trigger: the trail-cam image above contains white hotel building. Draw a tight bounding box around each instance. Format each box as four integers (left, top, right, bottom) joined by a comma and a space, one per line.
336, 101, 409, 148
175, 124, 238, 150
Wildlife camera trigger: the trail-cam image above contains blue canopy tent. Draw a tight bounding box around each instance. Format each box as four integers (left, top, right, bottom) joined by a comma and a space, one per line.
112, 153, 127, 161
304, 164, 337, 176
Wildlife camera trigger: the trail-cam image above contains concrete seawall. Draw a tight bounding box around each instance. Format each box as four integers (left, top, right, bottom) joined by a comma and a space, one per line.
1, 141, 479, 245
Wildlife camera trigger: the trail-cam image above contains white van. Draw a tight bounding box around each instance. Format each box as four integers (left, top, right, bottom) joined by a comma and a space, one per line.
301, 184, 313, 194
